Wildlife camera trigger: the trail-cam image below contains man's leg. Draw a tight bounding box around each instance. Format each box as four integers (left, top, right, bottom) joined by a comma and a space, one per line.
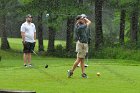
27, 53, 31, 65
80, 51, 87, 78
23, 53, 27, 66
80, 58, 85, 74
67, 57, 81, 78
71, 57, 81, 72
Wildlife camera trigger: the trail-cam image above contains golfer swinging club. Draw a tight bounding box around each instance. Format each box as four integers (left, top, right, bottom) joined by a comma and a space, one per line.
77, 14, 91, 67
67, 14, 91, 78
21, 14, 36, 67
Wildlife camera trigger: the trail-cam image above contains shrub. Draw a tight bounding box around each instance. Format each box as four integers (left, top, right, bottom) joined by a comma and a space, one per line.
46, 44, 140, 61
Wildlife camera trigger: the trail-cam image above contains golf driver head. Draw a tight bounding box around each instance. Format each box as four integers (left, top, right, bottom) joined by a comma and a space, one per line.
45, 64, 48, 68
46, 13, 49, 17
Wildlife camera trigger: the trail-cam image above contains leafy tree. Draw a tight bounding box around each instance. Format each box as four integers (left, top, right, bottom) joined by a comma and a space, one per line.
65, 0, 83, 52
103, 0, 140, 47
23, 0, 48, 52
95, 0, 104, 50
130, 0, 140, 46
64, 0, 92, 51
118, 0, 139, 46
119, 9, 126, 45
20, 0, 61, 52
0, 0, 19, 49
66, 17, 75, 52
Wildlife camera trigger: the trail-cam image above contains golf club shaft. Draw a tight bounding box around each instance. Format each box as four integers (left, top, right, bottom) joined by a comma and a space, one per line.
86, 53, 88, 64
32, 50, 38, 56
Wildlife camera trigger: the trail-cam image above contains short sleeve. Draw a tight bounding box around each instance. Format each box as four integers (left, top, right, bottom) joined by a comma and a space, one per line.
33, 23, 36, 32
20, 24, 25, 32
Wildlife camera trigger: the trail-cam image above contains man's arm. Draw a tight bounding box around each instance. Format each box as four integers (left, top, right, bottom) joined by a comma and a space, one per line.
84, 18, 91, 26
21, 24, 26, 43
21, 32, 25, 42
34, 32, 36, 42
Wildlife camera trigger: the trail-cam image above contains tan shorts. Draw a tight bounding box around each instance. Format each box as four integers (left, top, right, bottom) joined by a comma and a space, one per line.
76, 41, 88, 58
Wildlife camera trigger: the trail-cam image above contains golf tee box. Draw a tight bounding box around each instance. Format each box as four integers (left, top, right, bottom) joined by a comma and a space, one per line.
0, 90, 36, 93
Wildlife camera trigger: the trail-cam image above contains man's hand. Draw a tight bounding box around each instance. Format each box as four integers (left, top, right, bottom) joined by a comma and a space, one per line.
83, 17, 91, 26
33, 39, 36, 46
22, 41, 25, 45
22, 41, 27, 46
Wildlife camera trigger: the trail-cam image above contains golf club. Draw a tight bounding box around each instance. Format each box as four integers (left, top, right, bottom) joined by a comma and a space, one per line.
45, 13, 76, 18
85, 53, 89, 67
31, 49, 38, 56
31, 49, 48, 69
30, 50, 66, 85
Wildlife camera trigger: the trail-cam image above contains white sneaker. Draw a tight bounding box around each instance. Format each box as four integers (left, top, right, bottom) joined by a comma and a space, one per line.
77, 63, 80, 67
28, 64, 32, 67
77, 64, 88, 67
84, 64, 88, 67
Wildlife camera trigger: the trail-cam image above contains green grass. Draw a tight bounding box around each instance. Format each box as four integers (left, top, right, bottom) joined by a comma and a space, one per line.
0, 38, 140, 93
0, 58, 140, 93
0, 38, 66, 51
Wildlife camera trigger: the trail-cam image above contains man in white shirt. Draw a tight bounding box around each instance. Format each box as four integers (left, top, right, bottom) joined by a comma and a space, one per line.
21, 14, 36, 67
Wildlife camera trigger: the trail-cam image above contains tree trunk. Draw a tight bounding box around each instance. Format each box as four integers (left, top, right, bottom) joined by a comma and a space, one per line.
47, 26, 56, 52
119, 9, 126, 45
130, 10, 138, 45
0, 15, 10, 50
95, 0, 103, 50
78, 0, 84, 4
66, 17, 75, 51
37, 12, 44, 52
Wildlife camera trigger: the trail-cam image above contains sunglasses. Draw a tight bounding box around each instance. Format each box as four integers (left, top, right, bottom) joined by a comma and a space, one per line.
27, 16, 33, 18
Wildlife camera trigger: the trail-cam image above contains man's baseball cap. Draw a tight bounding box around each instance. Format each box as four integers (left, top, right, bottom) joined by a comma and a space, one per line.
76, 14, 87, 20
80, 14, 87, 18
76, 15, 82, 20
26, 14, 32, 18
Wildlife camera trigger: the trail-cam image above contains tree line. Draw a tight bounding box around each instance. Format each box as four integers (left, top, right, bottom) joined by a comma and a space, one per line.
0, 0, 140, 55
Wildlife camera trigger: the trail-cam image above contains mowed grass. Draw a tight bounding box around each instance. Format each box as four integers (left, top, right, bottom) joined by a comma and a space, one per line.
0, 38, 140, 93
0, 58, 140, 93
0, 38, 66, 51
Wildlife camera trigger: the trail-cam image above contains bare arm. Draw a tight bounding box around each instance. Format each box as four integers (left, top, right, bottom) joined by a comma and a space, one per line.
21, 32, 25, 42
84, 18, 91, 26
34, 32, 36, 42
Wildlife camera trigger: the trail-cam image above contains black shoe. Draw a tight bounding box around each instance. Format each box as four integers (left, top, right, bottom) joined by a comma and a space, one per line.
82, 73, 87, 78
67, 70, 73, 78
24, 64, 28, 67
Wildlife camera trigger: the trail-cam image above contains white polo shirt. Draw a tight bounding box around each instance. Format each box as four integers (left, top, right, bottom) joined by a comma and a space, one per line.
21, 22, 36, 43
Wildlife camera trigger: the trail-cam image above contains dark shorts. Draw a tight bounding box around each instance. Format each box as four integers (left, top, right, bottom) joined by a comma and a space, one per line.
23, 42, 35, 53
